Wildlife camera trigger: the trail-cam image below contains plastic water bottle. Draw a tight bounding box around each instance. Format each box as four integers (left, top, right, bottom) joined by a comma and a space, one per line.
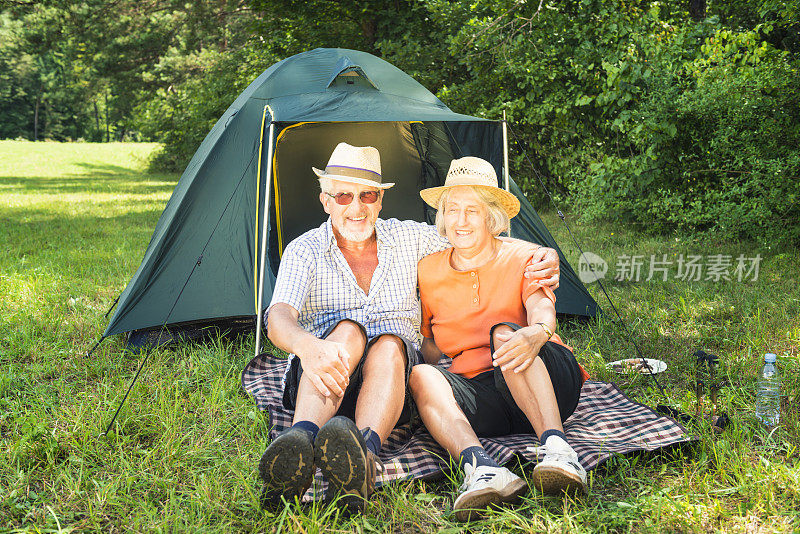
755, 353, 780, 426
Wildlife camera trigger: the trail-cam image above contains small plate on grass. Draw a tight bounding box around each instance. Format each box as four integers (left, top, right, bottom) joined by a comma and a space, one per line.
606, 358, 667, 374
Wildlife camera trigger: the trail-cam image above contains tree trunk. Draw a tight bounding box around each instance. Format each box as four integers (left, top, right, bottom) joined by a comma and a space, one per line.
104, 90, 110, 142
361, 17, 377, 50
94, 100, 100, 136
689, 0, 706, 20
33, 95, 39, 141
42, 99, 47, 140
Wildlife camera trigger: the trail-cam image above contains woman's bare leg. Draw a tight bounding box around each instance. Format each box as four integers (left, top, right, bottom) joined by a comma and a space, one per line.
408, 364, 481, 458
491, 325, 563, 435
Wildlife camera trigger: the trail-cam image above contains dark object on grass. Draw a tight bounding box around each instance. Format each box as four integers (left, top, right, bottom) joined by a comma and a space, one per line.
656, 350, 730, 433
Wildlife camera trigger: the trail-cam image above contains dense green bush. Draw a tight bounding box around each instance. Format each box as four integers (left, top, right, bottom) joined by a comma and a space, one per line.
136, 46, 277, 172
570, 25, 800, 245
431, 2, 800, 245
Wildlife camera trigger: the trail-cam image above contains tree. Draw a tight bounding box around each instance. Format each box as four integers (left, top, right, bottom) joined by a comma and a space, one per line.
689, 0, 706, 20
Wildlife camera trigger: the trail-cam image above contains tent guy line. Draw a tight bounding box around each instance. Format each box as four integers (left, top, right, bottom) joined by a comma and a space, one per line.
100, 140, 262, 436
506, 122, 669, 402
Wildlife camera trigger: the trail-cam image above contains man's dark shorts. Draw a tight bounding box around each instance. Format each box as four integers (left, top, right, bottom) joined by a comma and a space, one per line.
432, 322, 584, 438
282, 319, 421, 425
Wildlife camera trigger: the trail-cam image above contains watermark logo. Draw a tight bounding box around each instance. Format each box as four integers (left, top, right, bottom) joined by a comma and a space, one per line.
578, 252, 608, 284
577, 253, 761, 283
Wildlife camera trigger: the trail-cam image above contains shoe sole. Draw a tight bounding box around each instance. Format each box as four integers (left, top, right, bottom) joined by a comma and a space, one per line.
530, 465, 588, 495
453, 477, 528, 522
258, 430, 314, 504
315, 417, 371, 510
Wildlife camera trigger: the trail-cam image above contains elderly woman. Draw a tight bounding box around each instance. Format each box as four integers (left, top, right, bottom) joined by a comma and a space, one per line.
410, 157, 589, 521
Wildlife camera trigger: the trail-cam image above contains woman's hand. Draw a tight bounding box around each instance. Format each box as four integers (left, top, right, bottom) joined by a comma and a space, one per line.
492, 325, 549, 373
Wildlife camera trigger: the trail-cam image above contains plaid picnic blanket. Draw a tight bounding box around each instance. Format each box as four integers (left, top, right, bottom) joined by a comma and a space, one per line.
242, 352, 692, 499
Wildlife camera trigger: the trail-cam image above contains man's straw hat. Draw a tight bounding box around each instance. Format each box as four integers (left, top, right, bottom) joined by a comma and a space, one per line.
312, 142, 395, 189
420, 156, 520, 218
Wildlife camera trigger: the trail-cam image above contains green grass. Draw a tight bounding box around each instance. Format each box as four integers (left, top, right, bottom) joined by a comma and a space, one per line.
1, 140, 798, 532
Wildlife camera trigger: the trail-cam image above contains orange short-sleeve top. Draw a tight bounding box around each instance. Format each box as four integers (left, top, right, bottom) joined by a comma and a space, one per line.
419, 241, 578, 379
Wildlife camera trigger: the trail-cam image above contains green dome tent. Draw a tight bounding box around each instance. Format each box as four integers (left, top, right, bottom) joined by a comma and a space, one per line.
102, 48, 599, 353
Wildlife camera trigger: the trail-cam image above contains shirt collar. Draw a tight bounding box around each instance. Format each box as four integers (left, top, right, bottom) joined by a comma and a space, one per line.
374, 218, 396, 248
323, 218, 336, 250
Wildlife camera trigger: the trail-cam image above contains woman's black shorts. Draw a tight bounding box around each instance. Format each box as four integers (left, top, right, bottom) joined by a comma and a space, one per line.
431, 323, 584, 438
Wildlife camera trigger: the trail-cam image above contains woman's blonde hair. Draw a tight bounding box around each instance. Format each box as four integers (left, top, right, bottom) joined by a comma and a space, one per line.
434, 186, 510, 237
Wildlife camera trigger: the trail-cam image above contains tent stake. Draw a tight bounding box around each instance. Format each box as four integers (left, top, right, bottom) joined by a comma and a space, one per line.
254, 106, 276, 359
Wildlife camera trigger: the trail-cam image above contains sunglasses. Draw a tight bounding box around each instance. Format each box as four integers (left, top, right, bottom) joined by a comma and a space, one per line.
325, 190, 380, 205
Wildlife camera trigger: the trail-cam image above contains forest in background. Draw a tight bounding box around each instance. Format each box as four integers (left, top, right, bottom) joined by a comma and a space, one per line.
1, 0, 798, 245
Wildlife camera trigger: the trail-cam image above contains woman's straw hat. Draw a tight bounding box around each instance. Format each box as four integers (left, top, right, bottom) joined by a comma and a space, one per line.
312, 142, 395, 189
420, 156, 520, 218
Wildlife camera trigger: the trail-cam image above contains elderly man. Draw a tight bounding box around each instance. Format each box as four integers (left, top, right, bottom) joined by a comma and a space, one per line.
259, 142, 561, 509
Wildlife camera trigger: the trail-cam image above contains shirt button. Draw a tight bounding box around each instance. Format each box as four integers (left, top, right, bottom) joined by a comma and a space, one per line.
473, 297, 478, 303
470, 272, 476, 277
472, 284, 477, 289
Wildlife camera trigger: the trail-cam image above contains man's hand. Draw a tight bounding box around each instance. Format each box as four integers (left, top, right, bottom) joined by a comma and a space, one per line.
523, 246, 560, 289
492, 326, 548, 373
297, 339, 351, 398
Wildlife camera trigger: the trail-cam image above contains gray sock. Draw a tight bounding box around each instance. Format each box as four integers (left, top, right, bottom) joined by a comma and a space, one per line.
459, 446, 500, 470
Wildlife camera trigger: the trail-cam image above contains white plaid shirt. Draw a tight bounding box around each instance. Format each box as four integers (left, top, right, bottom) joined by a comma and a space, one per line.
267, 217, 450, 354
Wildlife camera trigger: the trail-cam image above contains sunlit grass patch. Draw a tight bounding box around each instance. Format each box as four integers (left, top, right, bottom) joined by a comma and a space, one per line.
1, 141, 798, 531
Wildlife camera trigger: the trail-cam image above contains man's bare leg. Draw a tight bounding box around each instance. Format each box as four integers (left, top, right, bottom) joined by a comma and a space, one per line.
354, 334, 408, 444
314, 333, 408, 509
292, 320, 366, 427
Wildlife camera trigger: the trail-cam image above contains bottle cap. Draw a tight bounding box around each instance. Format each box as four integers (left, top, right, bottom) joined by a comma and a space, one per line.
764, 353, 777, 363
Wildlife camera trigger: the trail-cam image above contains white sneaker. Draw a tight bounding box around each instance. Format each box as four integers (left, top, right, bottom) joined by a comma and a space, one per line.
452, 464, 528, 522
529, 436, 588, 495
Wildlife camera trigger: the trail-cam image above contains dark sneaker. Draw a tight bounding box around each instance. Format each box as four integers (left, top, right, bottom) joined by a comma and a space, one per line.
314, 416, 377, 511
258, 426, 315, 505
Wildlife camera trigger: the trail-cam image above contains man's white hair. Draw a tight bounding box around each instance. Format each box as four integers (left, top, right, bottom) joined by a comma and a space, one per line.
318, 176, 333, 194
434, 187, 510, 237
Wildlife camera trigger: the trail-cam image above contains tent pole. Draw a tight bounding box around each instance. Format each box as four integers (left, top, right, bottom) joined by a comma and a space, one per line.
502, 111, 511, 237
254, 106, 276, 358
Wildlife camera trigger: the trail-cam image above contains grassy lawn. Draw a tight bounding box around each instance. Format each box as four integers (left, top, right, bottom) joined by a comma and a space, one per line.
1, 140, 798, 532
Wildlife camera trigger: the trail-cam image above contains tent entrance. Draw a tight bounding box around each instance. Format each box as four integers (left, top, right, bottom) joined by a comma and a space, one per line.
270, 121, 457, 256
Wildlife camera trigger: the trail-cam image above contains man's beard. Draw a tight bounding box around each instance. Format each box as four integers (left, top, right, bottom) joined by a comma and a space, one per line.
338, 221, 376, 242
